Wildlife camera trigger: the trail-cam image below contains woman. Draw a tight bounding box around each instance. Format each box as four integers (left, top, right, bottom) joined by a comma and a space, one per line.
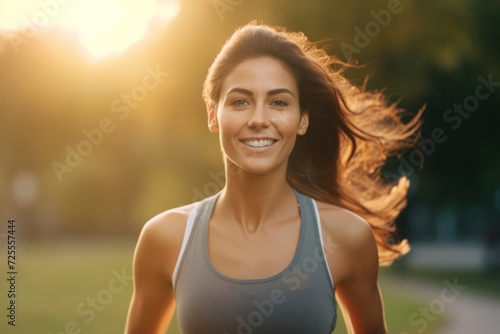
125, 23, 422, 334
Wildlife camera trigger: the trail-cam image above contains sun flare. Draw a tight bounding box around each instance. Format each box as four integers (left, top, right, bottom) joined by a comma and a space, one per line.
0, 0, 180, 58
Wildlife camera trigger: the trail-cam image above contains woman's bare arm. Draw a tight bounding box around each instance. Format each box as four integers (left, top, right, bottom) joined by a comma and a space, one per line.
125, 210, 188, 334
321, 206, 387, 334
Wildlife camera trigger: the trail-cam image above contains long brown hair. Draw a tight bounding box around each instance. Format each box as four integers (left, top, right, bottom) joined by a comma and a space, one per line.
203, 23, 423, 266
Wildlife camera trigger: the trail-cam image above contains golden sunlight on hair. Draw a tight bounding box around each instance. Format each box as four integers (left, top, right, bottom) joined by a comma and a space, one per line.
0, 0, 180, 59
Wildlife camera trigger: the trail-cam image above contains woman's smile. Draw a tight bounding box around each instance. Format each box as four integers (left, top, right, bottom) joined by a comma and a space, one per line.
239, 138, 279, 154
240, 138, 277, 148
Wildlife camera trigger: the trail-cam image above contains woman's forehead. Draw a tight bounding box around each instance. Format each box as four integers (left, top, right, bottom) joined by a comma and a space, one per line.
220, 57, 298, 96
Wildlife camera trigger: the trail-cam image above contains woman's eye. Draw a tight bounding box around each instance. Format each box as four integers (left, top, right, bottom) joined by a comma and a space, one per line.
232, 99, 249, 106
271, 100, 288, 107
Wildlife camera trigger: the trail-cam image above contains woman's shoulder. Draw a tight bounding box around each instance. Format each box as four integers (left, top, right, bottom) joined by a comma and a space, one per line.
315, 200, 377, 256
314, 200, 379, 282
134, 202, 201, 280
140, 202, 199, 243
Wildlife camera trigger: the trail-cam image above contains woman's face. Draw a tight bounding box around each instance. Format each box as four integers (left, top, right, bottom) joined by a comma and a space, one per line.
210, 57, 309, 175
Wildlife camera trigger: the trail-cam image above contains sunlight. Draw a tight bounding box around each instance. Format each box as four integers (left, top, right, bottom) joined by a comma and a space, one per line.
0, 0, 180, 58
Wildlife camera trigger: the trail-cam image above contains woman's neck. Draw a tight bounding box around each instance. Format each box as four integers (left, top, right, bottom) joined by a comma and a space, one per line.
216, 165, 297, 234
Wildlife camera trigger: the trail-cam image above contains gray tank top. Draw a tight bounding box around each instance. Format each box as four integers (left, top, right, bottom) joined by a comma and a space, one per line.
173, 190, 337, 333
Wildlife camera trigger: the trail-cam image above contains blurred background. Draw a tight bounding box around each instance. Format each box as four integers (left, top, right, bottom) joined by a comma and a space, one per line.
0, 0, 499, 333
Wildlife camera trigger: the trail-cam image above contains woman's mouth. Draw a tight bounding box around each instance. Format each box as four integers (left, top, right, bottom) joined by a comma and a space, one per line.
241, 139, 277, 148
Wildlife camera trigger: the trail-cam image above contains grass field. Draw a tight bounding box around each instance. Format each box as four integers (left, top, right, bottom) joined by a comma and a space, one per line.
0, 238, 449, 334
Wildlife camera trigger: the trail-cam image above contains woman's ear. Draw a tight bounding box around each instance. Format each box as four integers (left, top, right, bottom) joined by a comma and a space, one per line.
297, 110, 309, 135
206, 105, 219, 133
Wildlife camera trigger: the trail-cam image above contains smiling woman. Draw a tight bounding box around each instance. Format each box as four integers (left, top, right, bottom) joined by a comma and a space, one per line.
125, 22, 423, 334
0, 0, 180, 58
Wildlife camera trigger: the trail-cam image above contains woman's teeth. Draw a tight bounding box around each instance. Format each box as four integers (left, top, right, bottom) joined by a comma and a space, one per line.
243, 139, 275, 147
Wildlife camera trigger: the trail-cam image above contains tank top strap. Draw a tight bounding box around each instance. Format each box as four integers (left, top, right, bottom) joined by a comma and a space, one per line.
294, 190, 334, 290
172, 192, 220, 290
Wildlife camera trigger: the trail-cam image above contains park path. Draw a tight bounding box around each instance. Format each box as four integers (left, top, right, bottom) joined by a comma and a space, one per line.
381, 272, 500, 334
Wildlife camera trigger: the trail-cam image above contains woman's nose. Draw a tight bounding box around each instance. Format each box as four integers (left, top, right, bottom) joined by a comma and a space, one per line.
247, 104, 270, 129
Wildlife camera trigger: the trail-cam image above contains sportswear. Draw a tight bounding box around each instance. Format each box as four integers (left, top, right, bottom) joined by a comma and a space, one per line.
173, 190, 337, 333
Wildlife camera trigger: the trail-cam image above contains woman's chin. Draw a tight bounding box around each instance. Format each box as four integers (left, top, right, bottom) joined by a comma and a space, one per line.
227, 161, 285, 177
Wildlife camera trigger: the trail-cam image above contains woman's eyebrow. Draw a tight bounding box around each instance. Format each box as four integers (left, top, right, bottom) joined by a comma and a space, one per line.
226, 87, 295, 97
268, 88, 294, 97
227, 88, 253, 96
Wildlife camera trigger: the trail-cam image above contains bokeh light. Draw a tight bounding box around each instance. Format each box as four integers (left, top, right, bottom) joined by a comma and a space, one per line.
0, 0, 180, 59
11, 169, 39, 207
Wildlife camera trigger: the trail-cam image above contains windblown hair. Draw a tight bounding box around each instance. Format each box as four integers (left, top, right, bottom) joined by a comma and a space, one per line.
202, 23, 423, 266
